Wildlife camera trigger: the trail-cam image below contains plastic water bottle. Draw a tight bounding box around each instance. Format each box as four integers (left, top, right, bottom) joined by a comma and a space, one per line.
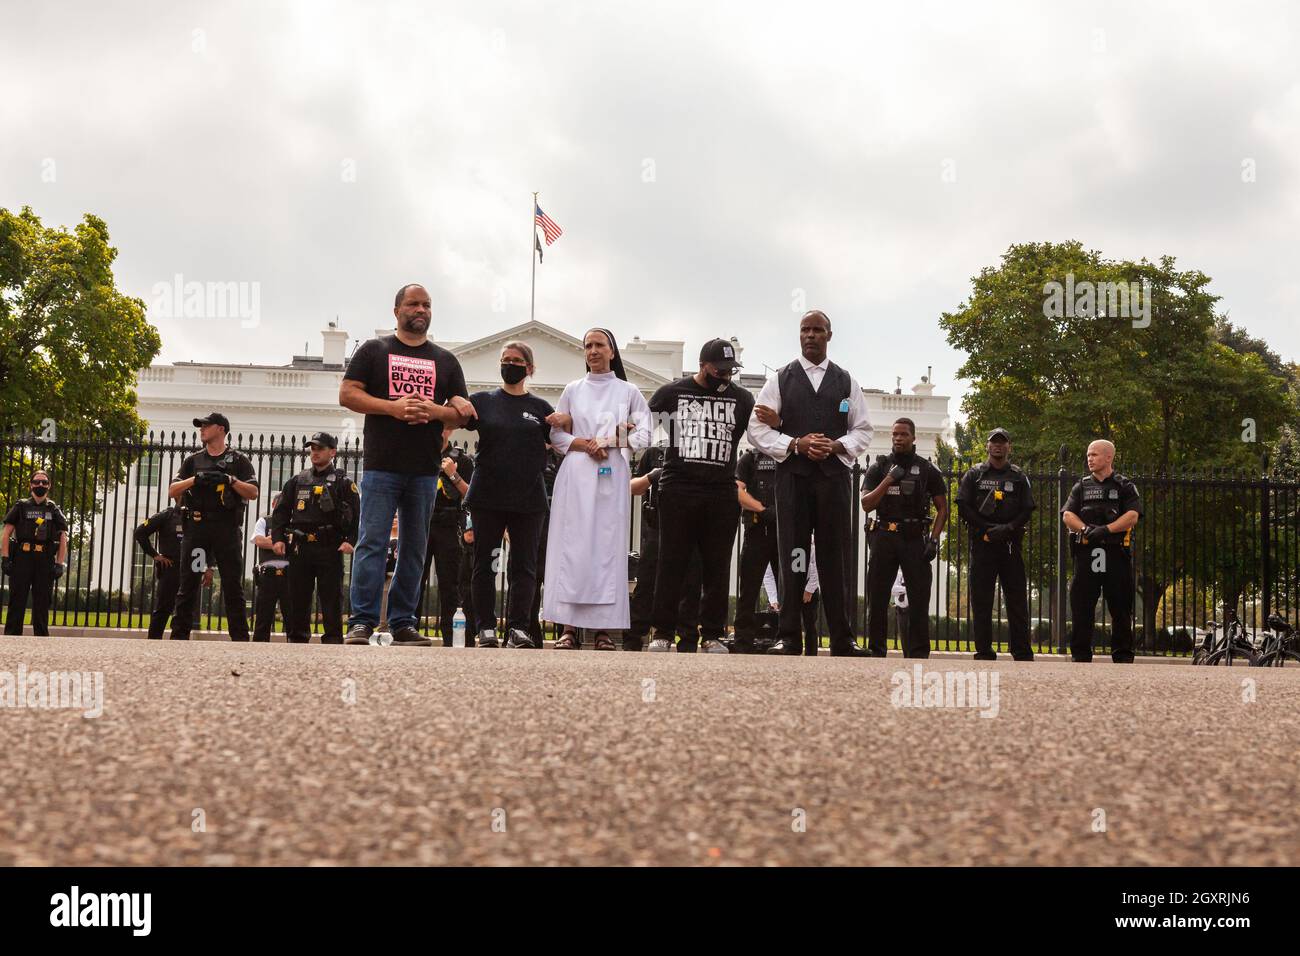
452, 608, 466, 648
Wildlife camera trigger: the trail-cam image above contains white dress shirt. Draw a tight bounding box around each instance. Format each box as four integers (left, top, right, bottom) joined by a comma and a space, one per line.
252, 515, 288, 568
746, 355, 874, 468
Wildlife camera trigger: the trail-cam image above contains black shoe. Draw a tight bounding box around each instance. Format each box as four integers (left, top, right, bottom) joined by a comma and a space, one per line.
344, 624, 373, 645
623, 635, 644, 652
866, 647, 888, 658
1012, 655, 1034, 662
973, 652, 997, 661
506, 628, 536, 649
391, 625, 432, 647
831, 644, 869, 658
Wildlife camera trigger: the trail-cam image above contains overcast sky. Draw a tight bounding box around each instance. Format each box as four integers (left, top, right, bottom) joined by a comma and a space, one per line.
4, 0, 1299, 420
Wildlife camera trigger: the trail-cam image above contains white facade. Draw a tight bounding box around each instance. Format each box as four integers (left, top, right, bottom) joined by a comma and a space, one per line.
136, 320, 952, 457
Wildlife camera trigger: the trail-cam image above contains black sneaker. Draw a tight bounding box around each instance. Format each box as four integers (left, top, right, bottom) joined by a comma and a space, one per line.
479, 629, 500, 648
344, 624, 373, 645
391, 625, 432, 647
505, 629, 536, 649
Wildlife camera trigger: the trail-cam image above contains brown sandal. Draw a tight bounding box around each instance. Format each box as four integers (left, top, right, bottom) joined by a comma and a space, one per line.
554, 630, 580, 650
593, 631, 616, 651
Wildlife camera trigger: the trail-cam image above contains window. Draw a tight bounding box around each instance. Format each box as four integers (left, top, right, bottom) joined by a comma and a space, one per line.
136, 453, 163, 488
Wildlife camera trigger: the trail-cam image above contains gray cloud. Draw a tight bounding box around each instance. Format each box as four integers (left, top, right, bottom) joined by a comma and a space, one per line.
3, 0, 1298, 416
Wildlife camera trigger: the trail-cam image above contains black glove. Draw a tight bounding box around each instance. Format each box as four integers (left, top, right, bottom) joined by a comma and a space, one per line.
888, 464, 907, 483
924, 537, 940, 561
194, 470, 219, 488
646, 467, 663, 484
1, 556, 11, 577
984, 523, 1010, 543
1084, 524, 1108, 543
51, 562, 65, 580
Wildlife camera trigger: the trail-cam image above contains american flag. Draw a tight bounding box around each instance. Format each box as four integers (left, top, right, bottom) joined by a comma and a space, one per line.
535, 203, 563, 245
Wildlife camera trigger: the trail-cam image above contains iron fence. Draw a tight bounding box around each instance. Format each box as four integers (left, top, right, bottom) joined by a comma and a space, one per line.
3, 430, 1296, 655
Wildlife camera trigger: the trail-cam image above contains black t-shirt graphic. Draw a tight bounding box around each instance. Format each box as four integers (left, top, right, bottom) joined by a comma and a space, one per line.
344, 335, 469, 475
462, 389, 555, 513
648, 376, 755, 498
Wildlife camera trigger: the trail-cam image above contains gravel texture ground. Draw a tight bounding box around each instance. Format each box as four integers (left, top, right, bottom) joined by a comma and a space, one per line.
1, 636, 1296, 866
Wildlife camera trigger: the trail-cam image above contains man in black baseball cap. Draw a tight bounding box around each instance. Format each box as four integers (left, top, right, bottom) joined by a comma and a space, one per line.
644, 336, 754, 653
193, 412, 231, 432
270, 429, 358, 643
168, 411, 258, 639
699, 338, 743, 373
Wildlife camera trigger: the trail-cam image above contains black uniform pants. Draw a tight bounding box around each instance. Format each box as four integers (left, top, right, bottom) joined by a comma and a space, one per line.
528, 514, 548, 645
969, 539, 1032, 660
420, 517, 463, 640
629, 519, 702, 650
147, 561, 183, 639
866, 530, 931, 658
734, 514, 780, 640
252, 566, 291, 642
4, 552, 54, 635
800, 590, 821, 656
774, 469, 856, 654
651, 489, 738, 644
288, 543, 343, 643
470, 507, 546, 637
170, 522, 249, 641
1069, 544, 1135, 663
456, 535, 478, 646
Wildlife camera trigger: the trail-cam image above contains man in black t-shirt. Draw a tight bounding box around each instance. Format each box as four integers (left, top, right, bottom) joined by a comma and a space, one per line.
628, 445, 703, 651
646, 338, 755, 654
339, 283, 474, 646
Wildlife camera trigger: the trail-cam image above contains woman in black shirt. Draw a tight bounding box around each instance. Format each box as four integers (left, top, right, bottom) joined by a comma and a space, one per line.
462, 342, 556, 648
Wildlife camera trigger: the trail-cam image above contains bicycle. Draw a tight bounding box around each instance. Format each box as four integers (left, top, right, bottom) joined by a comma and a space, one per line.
1249, 614, 1300, 667
1192, 613, 1258, 666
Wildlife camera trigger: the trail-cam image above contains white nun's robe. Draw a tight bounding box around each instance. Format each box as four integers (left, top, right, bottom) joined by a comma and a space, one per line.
542, 371, 652, 629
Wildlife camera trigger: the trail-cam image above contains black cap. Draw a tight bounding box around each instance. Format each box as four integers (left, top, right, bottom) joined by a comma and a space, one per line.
304, 432, 337, 449
987, 427, 1011, 443
193, 412, 230, 432
700, 338, 743, 370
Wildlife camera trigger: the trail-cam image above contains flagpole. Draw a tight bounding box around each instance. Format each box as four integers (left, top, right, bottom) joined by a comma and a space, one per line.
530, 191, 538, 322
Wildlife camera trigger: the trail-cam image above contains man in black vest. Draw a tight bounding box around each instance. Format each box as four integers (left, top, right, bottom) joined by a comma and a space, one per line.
861, 419, 949, 658
747, 311, 874, 657
418, 436, 475, 646
270, 432, 360, 644
2, 470, 69, 636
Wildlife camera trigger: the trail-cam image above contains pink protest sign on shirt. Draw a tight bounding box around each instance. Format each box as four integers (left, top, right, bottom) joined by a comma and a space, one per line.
388, 354, 437, 399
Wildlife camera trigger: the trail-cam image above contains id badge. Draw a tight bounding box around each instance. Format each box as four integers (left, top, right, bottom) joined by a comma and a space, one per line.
839, 399, 850, 413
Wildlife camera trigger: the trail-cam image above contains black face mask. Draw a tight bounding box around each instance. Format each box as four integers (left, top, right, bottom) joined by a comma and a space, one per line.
703, 372, 731, 393
501, 364, 528, 385
31, 485, 49, 497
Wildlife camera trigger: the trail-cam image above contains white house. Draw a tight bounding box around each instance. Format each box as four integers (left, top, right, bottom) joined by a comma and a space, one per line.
95, 320, 951, 599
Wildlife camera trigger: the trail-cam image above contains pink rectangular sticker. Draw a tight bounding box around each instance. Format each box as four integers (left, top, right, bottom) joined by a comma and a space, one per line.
388, 354, 437, 399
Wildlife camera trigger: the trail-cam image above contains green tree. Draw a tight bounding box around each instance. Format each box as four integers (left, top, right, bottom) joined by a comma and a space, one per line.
940, 241, 1292, 642
0, 206, 161, 548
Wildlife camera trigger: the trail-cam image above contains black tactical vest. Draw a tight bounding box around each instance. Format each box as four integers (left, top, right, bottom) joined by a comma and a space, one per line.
15, 501, 57, 544
289, 467, 349, 530
875, 453, 937, 522
968, 463, 1025, 523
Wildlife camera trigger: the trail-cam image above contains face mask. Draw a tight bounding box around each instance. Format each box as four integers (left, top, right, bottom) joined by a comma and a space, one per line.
31, 485, 49, 497
501, 364, 528, 385
704, 372, 730, 392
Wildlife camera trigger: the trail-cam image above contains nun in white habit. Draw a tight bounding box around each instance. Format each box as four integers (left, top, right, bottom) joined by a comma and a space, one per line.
542, 328, 652, 649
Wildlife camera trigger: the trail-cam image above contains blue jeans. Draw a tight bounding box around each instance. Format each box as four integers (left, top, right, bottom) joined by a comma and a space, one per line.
349, 470, 438, 632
